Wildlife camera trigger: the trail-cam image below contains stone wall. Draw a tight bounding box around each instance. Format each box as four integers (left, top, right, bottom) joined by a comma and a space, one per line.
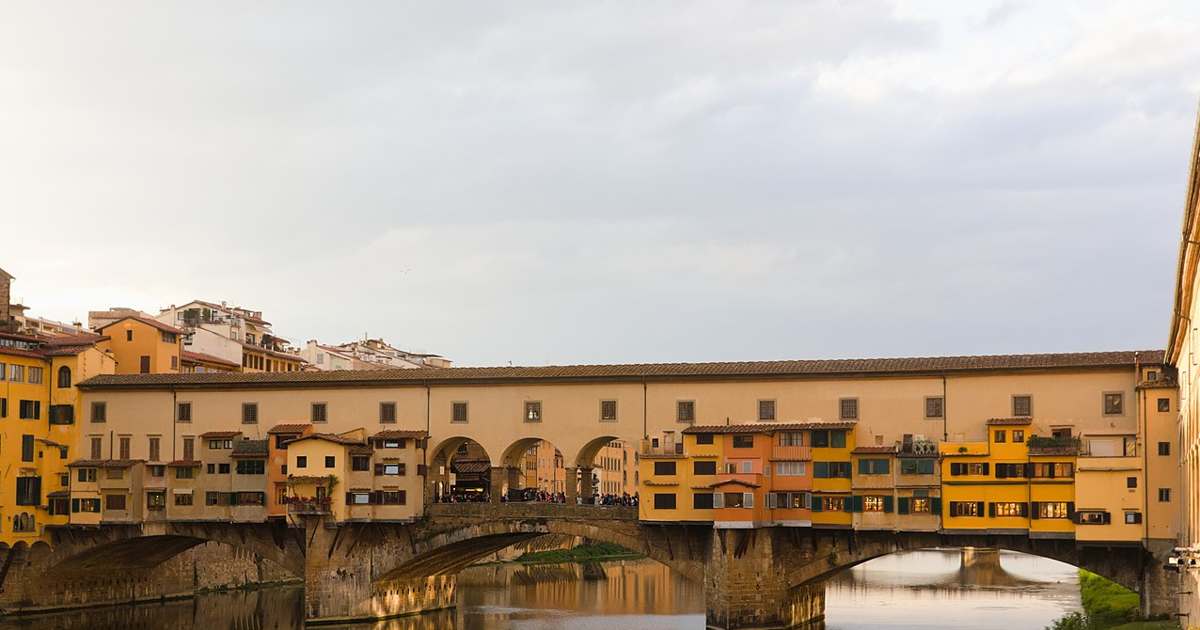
0, 541, 296, 613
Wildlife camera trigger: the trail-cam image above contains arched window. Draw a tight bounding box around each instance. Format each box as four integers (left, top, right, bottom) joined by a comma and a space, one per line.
57, 366, 71, 388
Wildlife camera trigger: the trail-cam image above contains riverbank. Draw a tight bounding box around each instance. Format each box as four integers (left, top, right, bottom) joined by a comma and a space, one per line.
1047, 571, 1178, 630
513, 542, 644, 565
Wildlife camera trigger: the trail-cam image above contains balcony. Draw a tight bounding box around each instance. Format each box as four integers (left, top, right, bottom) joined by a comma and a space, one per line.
1027, 436, 1082, 456
771, 445, 811, 461
640, 441, 685, 458
285, 496, 332, 515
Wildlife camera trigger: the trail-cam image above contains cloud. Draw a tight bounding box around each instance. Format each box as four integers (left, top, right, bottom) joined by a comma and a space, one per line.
0, 1, 1197, 365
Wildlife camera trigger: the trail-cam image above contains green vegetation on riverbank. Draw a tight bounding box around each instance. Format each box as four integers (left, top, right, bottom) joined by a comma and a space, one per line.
1046, 571, 1178, 630
515, 542, 644, 565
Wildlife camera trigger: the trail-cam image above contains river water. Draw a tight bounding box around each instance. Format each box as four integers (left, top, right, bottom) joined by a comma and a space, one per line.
0, 549, 1081, 630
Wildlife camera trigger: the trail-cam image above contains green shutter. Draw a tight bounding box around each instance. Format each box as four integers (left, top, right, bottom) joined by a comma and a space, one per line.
858, 459, 870, 475
851, 495, 864, 513
814, 462, 829, 478
811, 496, 823, 512
1030, 501, 1040, 519
883, 496, 894, 513
898, 497, 910, 514
976, 501, 985, 516
931, 496, 942, 514
832, 431, 846, 448
920, 459, 934, 475
1067, 502, 1075, 522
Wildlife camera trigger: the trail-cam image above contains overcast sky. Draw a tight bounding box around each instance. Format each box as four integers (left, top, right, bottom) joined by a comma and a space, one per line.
3, 2, 1199, 366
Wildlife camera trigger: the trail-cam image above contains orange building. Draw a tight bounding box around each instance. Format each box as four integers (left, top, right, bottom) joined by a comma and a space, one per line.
95, 315, 183, 374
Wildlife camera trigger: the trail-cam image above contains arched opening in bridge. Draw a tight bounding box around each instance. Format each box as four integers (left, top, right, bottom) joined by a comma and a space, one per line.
573, 434, 636, 505
429, 437, 493, 502
498, 437, 569, 502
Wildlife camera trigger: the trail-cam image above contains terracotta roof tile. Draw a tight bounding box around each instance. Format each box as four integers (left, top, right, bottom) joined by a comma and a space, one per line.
851, 446, 897, 454
373, 430, 429, 439
67, 459, 144, 468
986, 418, 1034, 426
181, 350, 240, 369
289, 433, 365, 446
76, 350, 1164, 390
683, 422, 857, 434
168, 460, 201, 467
232, 439, 268, 457
267, 423, 312, 434
200, 431, 242, 438
96, 314, 183, 335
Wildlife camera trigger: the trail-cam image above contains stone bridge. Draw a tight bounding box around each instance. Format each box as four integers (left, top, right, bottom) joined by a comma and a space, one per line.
0, 505, 1176, 629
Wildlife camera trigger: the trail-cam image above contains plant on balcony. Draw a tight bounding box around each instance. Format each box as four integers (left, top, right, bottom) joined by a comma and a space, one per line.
1026, 435, 1082, 453
957, 446, 968, 454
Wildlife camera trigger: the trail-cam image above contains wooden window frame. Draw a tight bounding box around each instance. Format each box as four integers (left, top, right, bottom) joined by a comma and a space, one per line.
924, 396, 944, 419
758, 399, 776, 422
1102, 391, 1125, 416
839, 397, 858, 421
1011, 395, 1032, 418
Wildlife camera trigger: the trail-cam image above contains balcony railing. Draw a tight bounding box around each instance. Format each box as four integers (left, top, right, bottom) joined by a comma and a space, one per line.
1027, 436, 1082, 455
640, 442, 685, 457
284, 496, 332, 514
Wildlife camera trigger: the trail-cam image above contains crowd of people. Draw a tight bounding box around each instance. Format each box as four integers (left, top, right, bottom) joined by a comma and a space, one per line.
431, 488, 639, 506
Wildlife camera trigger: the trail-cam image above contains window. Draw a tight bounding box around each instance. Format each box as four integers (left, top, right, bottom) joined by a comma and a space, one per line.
694, 433, 714, 445
758, 400, 776, 421
721, 492, 754, 509
349, 492, 371, 505
858, 459, 889, 475
1125, 512, 1143, 524
524, 401, 542, 422
1052, 427, 1072, 439
237, 460, 265, 475
925, 396, 944, 419
693, 460, 717, 475
379, 402, 397, 424
676, 401, 695, 423
147, 491, 166, 510
77, 468, 97, 483
653, 493, 676, 509
1127, 476, 1137, 488
296, 456, 308, 469
1076, 511, 1110, 525
324, 455, 336, 468
839, 398, 858, 420
242, 403, 258, 424
1103, 392, 1124, 416
56, 366, 71, 388
125, 330, 133, 342
106, 467, 124, 480
0, 397, 5, 418
375, 463, 405, 476
995, 463, 1026, 479
380, 490, 407, 505
900, 459, 935, 475
1012, 395, 1032, 417
48, 405, 74, 425
174, 493, 194, 506
949, 501, 983, 517
991, 502, 1027, 517
139, 356, 150, 374
1159, 442, 1171, 456
10, 364, 23, 381
27, 366, 42, 384
813, 462, 852, 478
775, 461, 806, 476
1159, 488, 1171, 502
148, 465, 164, 478
149, 437, 160, 462
183, 437, 194, 460
21, 435, 34, 462
811, 430, 846, 448
732, 435, 754, 448
1158, 398, 1171, 413
119, 437, 130, 459
72, 498, 101, 513
16, 399, 39, 420
600, 400, 617, 422
352, 456, 370, 471
15, 477, 41, 505
821, 496, 846, 512
452, 402, 469, 423
948, 462, 989, 476
1012, 430, 1025, 443
693, 493, 714, 509
863, 496, 886, 512
90, 437, 102, 459
208, 439, 233, 449
311, 403, 327, 423
105, 494, 127, 511
175, 466, 194, 479
653, 461, 677, 476
1035, 501, 1070, 519
777, 432, 803, 447
993, 430, 1006, 443
174, 401, 192, 423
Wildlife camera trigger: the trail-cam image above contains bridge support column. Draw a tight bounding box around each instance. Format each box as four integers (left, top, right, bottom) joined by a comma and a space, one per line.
706, 528, 818, 629
579, 466, 594, 504
1139, 542, 1178, 619
489, 466, 505, 503
564, 466, 578, 504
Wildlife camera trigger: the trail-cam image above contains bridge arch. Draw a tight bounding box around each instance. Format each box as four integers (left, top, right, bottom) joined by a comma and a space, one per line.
428, 436, 493, 502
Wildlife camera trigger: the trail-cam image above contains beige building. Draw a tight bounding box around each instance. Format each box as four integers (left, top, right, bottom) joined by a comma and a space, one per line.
1165, 103, 1200, 630
301, 338, 451, 371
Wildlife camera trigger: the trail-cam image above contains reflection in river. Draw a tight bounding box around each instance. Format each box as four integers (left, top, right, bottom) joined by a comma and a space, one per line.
0, 549, 1083, 629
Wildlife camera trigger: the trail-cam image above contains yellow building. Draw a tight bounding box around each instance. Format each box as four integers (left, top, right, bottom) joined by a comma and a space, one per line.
96, 315, 183, 374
